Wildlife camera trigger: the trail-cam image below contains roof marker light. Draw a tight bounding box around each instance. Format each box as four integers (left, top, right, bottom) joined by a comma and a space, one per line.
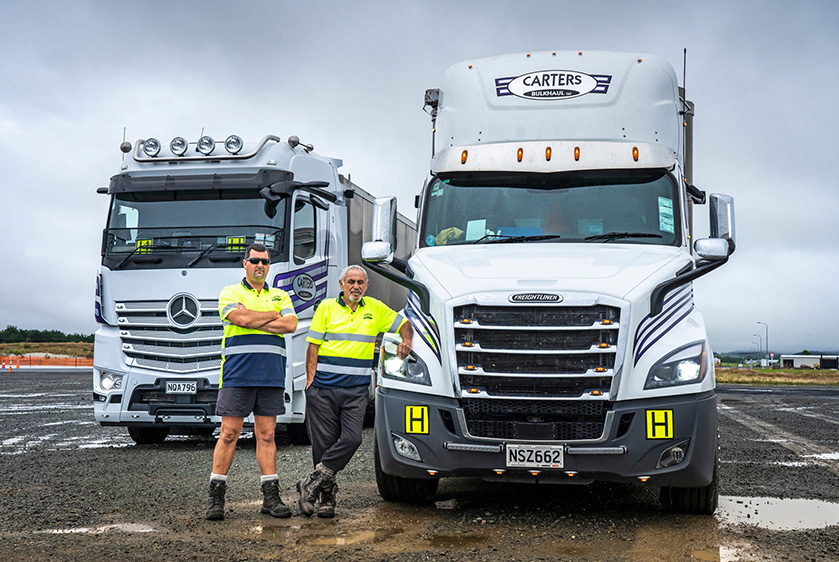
468, 388, 480, 394
574, 146, 580, 161
465, 365, 476, 371
461, 318, 472, 324
590, 390, 603, 396
224, 135, 243, 154
632, 146, 639, 161
142, 138, 161, 157
601, 319, 613, 325
462, 342, 474, 348
595, 367, 607, 373
197, 136, 215, 155
598, 343, 610, 349
461, 150, 468, 164
170, 137, 188, 156
545, 147, 552, 161
517, 148, 523, 162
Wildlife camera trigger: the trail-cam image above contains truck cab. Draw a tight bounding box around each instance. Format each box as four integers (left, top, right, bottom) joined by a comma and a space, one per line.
94, 134, 414, 444
364, 51, 735, 514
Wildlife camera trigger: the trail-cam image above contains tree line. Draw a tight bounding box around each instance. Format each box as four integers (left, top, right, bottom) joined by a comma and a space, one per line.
0, 325, 94, 344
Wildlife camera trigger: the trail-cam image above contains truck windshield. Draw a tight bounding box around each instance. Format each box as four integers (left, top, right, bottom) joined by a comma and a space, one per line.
420, 170, 680, 247
102, 190, 286, 270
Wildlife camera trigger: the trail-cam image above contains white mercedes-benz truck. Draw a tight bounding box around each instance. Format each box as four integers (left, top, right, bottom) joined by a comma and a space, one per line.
94, 134, 415, 444
363, 51, 735, 514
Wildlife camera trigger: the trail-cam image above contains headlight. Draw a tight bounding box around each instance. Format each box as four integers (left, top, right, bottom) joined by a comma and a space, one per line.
170, 136, 188, 156
99, 371, 124, 391
381, 334, 431, 386
142, 138, 161, 157
196, 135, 215, 155
224, 135, 243, 154
644, 342, 708, 390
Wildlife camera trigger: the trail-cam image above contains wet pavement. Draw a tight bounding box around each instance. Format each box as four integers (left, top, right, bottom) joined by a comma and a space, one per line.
1, 371, 838, 561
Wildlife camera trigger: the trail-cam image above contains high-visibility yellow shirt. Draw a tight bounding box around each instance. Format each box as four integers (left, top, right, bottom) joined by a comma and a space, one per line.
306, 293, 406, 388
218, 279, 296, 388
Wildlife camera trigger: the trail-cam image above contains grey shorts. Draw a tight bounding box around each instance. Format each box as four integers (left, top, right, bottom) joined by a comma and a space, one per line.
215, 386, 286, 417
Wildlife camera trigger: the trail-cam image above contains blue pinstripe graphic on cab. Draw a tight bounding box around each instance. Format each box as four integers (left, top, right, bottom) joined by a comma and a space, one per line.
633, 284, 694, 365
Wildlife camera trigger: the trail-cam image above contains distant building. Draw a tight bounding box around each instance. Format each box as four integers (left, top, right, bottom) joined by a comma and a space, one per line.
780, 355, 839, 369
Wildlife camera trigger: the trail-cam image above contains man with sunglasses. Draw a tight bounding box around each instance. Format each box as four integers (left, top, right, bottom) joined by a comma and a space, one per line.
205, 243, 298, 521
298, 264, 412, 518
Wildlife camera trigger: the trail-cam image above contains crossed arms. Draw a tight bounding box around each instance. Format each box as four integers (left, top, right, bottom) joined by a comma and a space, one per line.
226, 304, 298, 334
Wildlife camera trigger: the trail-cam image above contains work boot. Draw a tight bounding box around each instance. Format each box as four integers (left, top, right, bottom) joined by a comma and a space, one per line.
205, 480, 227, 521
296, 472, 324, 517
261, 480, 292, 518
316, 480, 337, 518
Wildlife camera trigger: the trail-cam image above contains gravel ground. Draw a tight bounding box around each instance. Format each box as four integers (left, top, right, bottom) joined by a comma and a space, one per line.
2, 373, 838, 561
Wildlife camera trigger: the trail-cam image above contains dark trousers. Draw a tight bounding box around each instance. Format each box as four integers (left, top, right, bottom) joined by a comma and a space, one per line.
305, 385, 368, 473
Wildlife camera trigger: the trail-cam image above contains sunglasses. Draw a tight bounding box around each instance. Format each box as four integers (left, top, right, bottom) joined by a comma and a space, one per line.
246, 257, 270, 265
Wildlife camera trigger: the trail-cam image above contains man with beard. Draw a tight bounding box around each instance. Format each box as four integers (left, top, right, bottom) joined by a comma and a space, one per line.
298, 265, 412, 518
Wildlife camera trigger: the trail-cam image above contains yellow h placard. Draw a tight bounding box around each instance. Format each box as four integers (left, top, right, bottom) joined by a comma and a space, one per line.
646, 409, 673, 439
405, 406, 429, 434
227, 236, 246, 252
136, 239, 152, 254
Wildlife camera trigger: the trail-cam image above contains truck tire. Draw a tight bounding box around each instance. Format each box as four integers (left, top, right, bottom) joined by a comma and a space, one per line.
659, 456, 719, 514
127, 426, 170, 445
374, 439, 438, 503
286, 419, 311, 446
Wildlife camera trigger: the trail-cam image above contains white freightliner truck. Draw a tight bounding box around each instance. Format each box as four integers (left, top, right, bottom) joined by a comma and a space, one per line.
363, 51, 735, 514
94, 134, 415, 444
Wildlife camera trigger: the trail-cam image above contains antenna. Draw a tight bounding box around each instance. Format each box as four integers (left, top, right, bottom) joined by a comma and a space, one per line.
119, 127, 132, 158
683, 48, 687, 91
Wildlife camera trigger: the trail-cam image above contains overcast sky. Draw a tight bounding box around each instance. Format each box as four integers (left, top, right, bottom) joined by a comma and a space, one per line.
1, 1, 837, 354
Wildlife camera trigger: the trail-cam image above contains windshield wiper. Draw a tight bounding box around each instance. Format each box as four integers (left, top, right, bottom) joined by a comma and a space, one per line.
114, 246, 142, 270
584, 232, 663, 242
472, 234, 562, 245
186, 243, 242, 268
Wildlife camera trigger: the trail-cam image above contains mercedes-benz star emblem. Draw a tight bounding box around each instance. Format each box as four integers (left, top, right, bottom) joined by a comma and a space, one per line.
167, 293, 201, 328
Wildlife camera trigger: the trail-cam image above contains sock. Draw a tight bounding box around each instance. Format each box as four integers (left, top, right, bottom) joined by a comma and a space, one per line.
210, 473, 228, 483
316, 462, 336, 478
261, 474, 279, 483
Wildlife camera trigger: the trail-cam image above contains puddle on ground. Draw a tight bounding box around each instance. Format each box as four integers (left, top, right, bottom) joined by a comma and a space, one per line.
427, 532, 489, 548
690, 546, 744, 561
254, 525, 402, 546
36, 523, 156, 534
718, 496, 839, 531
301, 528, 402, 546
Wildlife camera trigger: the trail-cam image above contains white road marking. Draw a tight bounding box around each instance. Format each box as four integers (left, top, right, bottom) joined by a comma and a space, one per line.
719, 404, 839, 477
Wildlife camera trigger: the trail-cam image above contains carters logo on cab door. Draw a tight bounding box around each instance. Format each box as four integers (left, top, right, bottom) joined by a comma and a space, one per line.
496, 70, 611, 100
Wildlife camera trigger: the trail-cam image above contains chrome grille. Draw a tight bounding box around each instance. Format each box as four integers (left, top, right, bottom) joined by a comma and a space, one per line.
117, 300, 222, 373
454, 302, 620, 441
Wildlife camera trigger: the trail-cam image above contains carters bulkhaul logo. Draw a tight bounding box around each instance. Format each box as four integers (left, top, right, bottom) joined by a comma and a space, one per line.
496, 70, 611, 100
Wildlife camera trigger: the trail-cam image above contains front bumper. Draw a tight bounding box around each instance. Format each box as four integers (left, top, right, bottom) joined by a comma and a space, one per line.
375, 387, 717, 487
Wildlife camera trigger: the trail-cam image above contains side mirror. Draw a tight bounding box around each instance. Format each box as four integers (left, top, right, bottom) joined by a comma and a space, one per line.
709, 193, 736, 253
362, 197, 397, 264
693, 238, 729, 261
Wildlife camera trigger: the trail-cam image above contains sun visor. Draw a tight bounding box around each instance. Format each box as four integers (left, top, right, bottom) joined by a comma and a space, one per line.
107, 169, 293, 194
